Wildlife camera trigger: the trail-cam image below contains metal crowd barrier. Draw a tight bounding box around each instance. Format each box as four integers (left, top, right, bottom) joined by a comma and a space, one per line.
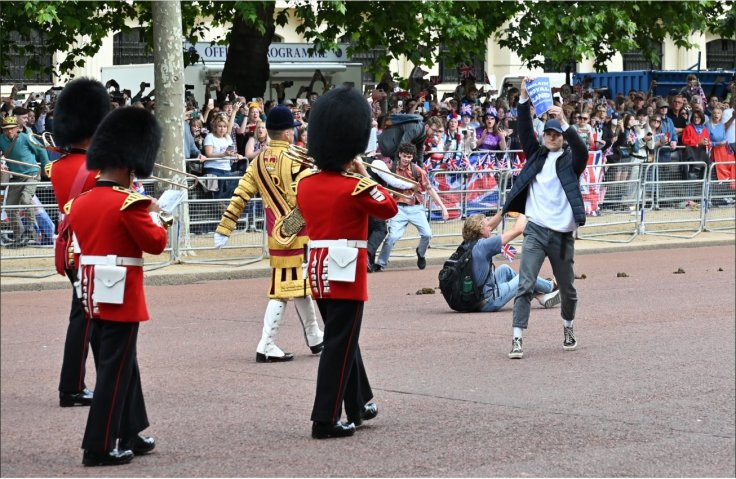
2, 148, 734, 277
0, 178, 174, 277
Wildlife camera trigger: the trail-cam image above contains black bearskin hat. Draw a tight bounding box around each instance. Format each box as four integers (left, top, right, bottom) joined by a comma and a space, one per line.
53, 78, 110, 148
308, 85, 371, 171
86, 107, 161, 178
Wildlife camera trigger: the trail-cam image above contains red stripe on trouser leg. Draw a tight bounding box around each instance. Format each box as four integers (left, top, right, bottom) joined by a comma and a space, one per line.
102, 325, 135, 451
77, 317, 92, 391
331, 305, 361, 422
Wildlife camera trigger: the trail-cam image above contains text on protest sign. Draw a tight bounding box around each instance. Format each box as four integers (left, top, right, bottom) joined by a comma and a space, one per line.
525, 77, 554, 116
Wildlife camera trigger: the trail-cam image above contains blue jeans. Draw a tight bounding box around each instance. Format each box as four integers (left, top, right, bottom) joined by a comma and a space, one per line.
203, 168, 237, 200
376, 204, 432, 267
481, 264, 553, 312
21, 208, 55, 245
512, 221, 577, 329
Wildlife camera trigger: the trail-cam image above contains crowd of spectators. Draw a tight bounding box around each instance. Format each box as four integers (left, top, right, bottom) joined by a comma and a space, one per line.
364, 71, 735, 212
1, 69, 735, 246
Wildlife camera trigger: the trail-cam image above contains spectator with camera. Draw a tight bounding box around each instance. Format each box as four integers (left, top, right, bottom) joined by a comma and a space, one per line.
680, 73, 708, 106
0, 116, 50, 248
200, 110, 244, 200
680, 109, 711, 207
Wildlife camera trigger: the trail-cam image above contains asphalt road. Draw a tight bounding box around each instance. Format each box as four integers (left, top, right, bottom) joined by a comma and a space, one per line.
1, 245, 734, 477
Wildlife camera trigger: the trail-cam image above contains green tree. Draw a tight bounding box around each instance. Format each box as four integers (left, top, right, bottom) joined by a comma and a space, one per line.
1, 1, 732, 99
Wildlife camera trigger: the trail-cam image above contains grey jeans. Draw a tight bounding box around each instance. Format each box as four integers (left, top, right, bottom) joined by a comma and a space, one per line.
5, 177, 37, 240
512, 221, 577, 329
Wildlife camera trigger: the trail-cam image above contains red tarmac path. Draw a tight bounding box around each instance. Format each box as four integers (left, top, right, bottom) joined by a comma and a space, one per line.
1, 245, 734, 477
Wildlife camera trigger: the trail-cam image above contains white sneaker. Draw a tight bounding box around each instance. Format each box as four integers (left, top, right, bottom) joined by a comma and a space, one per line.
538, 289, 561, 309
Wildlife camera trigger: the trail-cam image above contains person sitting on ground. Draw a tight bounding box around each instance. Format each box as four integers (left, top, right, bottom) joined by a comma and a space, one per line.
461, 211, 560, 312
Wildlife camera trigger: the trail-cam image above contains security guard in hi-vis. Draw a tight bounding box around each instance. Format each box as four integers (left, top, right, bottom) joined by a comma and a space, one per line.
296, 85, 398, 439
214, 105, 323, 363
48, 77, 110, 409
67, 107, 167, 467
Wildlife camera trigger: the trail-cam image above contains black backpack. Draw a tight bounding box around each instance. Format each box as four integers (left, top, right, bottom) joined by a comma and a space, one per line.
438, 240, 489, 312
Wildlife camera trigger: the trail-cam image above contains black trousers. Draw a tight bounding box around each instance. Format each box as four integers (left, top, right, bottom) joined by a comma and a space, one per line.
311, 299, 373, 424
59, 268, 99, 394
367, 217, 388, 265
82, 320, 148, 453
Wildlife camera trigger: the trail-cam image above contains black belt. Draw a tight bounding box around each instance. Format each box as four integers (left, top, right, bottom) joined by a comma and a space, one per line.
397, 202, 415, 207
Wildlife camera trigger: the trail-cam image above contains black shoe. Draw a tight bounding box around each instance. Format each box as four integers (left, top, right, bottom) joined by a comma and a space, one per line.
373, 264, 383, 272
82, 449, 134, 467
416, 248, 426, 270
311, 421, 356, 439
309, 343, 324, 354
120, 435, 155, 455
60, 388, 93, 407
367, 263, 376, 273
255, 352, 294, 363
348, 402, 378, 427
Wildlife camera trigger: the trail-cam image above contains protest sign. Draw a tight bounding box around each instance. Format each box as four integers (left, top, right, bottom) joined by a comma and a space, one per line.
525, 77, 554, 116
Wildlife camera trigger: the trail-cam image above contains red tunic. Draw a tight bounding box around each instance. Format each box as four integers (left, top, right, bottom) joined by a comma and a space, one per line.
67, 185, 168, 322
297, 171, 397, 301
46, 152, 99, 209
47, 152, 100, 270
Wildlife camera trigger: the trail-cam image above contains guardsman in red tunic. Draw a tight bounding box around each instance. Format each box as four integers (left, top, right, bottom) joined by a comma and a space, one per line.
67, 107, 167, 467
48, 78, 110, 408
296, 86, 398, 439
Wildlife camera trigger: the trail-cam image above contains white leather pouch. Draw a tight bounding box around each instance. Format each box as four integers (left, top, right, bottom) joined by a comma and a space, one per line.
327, 244, 358, 282
93, 265, 127, 304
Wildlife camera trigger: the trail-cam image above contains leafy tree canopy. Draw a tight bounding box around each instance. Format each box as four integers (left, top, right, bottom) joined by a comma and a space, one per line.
1, 0, 732, 87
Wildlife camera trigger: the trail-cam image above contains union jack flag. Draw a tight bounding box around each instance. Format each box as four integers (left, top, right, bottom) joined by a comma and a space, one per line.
447, 158, 459, 171
495, 154, 509, 170
424, 157, 434, 173
461, 156, 473, 171
501, 244, 517, 262
458, 63, 475, 80
512, 155, 524, 174
475, 153, 493, 171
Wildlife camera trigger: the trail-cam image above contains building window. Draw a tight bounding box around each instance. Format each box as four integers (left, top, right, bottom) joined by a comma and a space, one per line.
351, 47, 387, 84
4, 31, 53, 83
113, 27, 154, 65
543, 59, 577, 74
438, 46, 485, 84
437, 42, 485, 84
706, 39, 736, 70
623, 42, 662, 70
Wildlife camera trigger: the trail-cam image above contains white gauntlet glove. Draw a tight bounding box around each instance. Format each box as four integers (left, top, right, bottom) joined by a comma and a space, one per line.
213, 232, 229, 249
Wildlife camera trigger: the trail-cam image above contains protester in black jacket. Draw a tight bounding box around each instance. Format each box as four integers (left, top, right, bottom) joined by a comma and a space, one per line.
502, 76, 588, 360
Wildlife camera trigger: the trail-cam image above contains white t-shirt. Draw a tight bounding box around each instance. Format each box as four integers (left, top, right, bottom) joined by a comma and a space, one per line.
723, 108, 735, 144
203, 133, 233, 171
525, 149, 576, 233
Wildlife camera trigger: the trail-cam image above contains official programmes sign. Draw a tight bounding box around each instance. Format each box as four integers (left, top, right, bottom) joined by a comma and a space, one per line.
183, 42, 351, 63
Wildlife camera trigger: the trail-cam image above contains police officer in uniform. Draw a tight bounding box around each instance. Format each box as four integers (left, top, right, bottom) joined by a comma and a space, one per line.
67, 107, 167, 466
48, 78, 110, 407
296, 86, 398, 439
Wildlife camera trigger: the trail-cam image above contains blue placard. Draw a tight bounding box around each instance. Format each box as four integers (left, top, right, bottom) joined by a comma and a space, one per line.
525, 77, 554, 116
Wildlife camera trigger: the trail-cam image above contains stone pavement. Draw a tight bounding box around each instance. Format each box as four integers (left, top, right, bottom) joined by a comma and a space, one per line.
1, 230, 733, 292
1, 244, 734, 476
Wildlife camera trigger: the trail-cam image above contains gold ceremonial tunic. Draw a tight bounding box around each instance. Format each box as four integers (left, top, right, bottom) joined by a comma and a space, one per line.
216, 139, 310, 299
